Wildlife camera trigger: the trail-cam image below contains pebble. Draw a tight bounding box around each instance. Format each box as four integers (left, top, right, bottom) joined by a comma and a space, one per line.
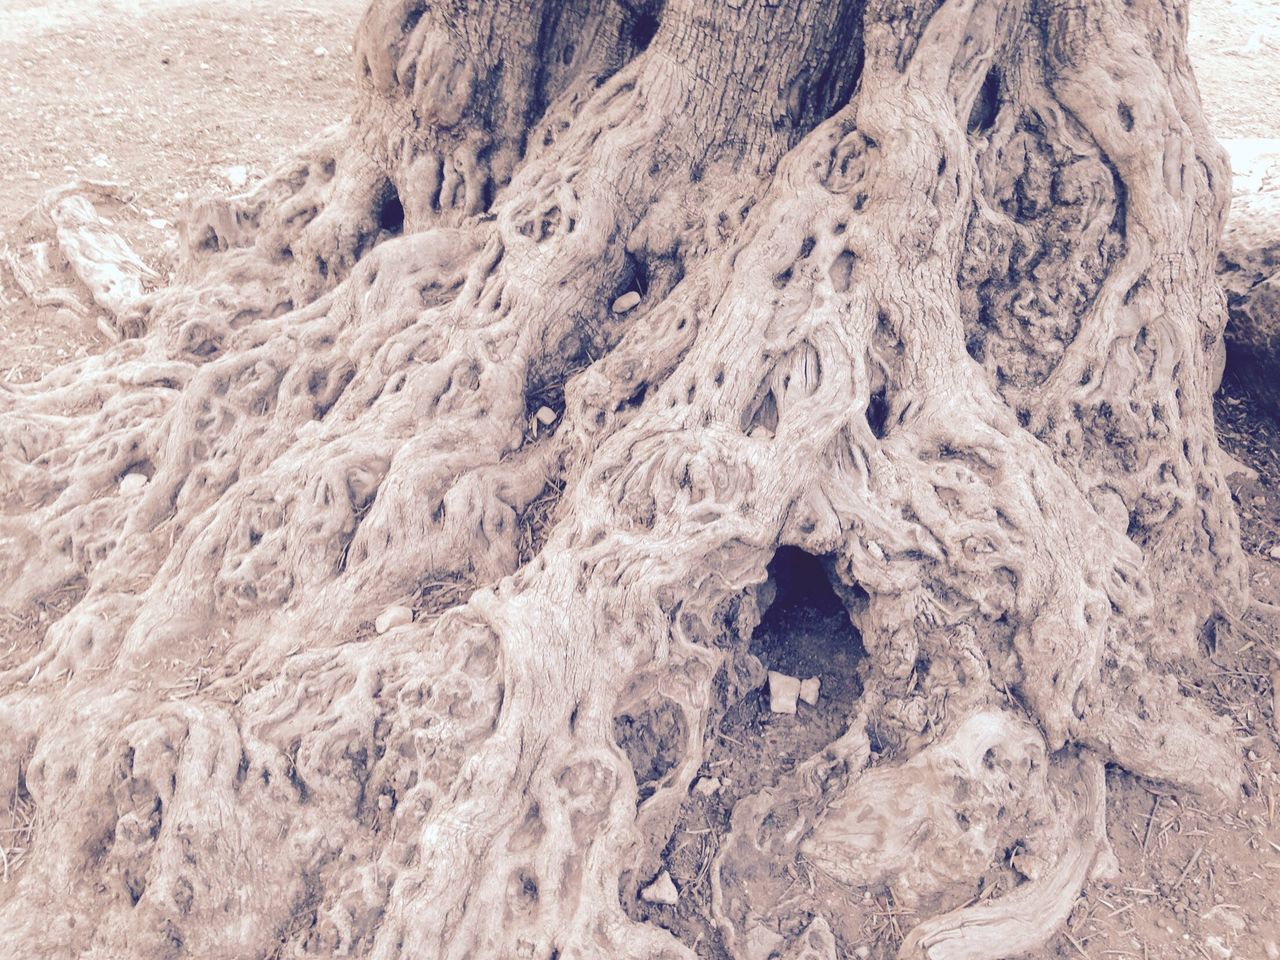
769, 671, 800, 714
375, 605, 413, 634
535, 405, 557, 426
693, 776, 722, 796
640, 870, 678, 906
223, 164, 248, 188
611, 290, 642, 314
799, 676, 821, 705
855, 948, 871, 959
118, 473, 148, 496
1269, 545, 1280, 561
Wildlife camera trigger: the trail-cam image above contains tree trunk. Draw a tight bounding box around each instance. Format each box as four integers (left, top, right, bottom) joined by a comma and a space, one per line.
0, 0, 1248, 958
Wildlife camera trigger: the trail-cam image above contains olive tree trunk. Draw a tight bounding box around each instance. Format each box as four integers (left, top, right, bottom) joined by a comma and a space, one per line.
0, 0, 1247, 958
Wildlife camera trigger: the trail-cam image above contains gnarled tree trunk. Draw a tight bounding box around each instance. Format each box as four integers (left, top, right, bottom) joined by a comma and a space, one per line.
0, 0, 1248, 958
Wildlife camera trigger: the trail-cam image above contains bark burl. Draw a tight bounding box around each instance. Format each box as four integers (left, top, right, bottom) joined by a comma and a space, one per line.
0, 0, 1248, 957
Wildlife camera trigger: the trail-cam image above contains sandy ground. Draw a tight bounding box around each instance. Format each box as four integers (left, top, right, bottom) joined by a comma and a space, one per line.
0, 1, 1279, 958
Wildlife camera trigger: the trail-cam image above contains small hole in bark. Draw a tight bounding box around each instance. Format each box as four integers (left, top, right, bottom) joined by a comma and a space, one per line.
1117, 102, 1134, 131
867, 386, 889, 438
376, 184, 404, 234
829, 250, 856, 292
799, 236, 816, 259
968, 68, 1001, 136
630, 11, 659, 51
773, 266, 793, 289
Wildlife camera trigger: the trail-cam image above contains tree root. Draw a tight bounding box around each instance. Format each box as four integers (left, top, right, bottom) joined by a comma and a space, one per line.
0, 0, 1249, 957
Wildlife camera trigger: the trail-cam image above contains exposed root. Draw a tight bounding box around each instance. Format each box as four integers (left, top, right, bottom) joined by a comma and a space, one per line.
0, 0, 1248, 957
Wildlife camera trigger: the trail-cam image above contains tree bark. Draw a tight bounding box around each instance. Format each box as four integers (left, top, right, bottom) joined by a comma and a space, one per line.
0, 0, 1247, 958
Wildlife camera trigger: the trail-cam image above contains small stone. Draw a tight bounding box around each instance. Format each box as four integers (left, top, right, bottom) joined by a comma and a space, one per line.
743, 923, 784, 960
1248, 749, 1260, 761
535, 406, 557, 426
768, 671, 801, 714
611, 290, 642, 314
223, 164, 248, 188
640, 870, 678, 906
1205, 936, 1232, 960
855, 948, 871, 959
1269, 546, 1280, 561
799, 676, 821, 705
693, 776, 722, 796
375, 605, 413, 634
1220, 453, 1258, 483
118, 473, 148, 496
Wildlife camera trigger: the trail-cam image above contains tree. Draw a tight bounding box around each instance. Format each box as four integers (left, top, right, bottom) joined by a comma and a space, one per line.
0, 0, 1249, 957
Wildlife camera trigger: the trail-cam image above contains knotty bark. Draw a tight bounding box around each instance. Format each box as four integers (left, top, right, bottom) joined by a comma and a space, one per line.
0, 0, 1246, 958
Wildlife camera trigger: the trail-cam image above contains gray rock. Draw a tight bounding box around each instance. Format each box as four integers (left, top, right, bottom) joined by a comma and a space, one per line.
375, 605, 413, 634
640, 870, 678, 906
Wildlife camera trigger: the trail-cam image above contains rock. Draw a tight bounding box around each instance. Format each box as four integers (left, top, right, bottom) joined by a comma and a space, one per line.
768, 671, 800, 714
693, 776, 722, 796
799, 676, 821, 705
375, 605, 413, 634
223, 164, 248, 189
743, 923, 785, 960
1269, 545, 1280, 561
611, 290, 642, 314
640, 870, 678, 906
118, 473, 148, 496
1218, 448, 1258, 483
535, 405, 557, 426
779, 916, 837, 960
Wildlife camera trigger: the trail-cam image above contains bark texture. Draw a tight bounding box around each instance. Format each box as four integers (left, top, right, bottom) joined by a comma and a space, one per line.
0, 0, 1248, 958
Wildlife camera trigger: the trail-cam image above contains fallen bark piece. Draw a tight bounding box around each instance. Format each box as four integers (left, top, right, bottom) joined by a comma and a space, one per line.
640, 870, 678, 906
768, 671, 801, 714
611, 290, 642, 313
799, 676, 821, 705
374, 605, 413, 634
50, 194, 158, 318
